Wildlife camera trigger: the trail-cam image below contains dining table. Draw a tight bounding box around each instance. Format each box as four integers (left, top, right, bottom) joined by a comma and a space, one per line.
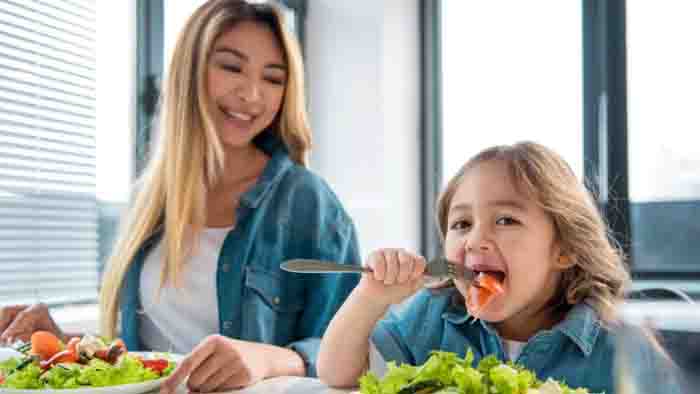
168, 376, 358, 394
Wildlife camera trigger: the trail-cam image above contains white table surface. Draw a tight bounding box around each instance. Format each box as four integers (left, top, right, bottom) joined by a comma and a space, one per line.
169, 377, 358, 394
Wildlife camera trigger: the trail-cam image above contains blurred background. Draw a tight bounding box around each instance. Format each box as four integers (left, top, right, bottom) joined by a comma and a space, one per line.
0, 0, 698, 382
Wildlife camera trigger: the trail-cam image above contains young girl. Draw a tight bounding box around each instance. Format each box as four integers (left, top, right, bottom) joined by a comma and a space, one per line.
318, 142, 673, 394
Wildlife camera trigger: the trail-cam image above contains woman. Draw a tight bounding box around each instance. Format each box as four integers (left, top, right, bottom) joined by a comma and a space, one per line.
0, 1, 360, 392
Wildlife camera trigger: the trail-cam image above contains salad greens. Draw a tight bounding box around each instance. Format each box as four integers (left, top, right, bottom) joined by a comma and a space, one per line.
0, 354, 175, 389
0, 333, 175, 390
359, 350, 591, 394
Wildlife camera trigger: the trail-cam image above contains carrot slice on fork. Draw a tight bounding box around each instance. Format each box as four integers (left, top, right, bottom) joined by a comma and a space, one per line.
476, 272, 505, 294
466, 272, 505, 317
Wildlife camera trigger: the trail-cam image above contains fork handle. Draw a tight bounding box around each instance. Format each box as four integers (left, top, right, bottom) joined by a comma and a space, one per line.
282, 259, 371, 273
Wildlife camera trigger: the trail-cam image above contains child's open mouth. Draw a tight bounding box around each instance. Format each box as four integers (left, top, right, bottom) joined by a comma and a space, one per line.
472, 270, 506, 293
466, 270, 506, 317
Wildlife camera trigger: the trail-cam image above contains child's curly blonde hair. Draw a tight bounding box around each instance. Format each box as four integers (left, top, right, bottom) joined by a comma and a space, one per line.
436, 141, 630, 323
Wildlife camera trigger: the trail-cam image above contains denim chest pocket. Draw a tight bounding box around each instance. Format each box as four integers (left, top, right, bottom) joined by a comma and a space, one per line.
242, 268, 304, 343
244, 269, 304, 312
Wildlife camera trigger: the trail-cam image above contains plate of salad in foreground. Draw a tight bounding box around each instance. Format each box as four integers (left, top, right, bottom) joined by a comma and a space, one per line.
0, 331, 180, 394
358, 350, 593, 394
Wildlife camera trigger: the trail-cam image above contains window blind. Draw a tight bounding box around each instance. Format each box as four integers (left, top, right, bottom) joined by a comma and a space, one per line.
0, 0, 98, 305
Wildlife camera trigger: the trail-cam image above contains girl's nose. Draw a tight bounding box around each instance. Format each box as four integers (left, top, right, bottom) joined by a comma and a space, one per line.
465, 226, 493, 253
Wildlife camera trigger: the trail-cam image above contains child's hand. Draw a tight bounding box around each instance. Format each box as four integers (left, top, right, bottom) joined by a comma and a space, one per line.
355, 248, 426, 307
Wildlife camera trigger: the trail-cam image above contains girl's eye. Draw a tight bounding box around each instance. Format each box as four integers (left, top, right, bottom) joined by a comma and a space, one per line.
449, 220, 471, 231
496, 216, 520, 226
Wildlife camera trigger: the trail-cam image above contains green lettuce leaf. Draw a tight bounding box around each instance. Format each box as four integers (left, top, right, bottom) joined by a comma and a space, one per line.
359, 349, 591, 394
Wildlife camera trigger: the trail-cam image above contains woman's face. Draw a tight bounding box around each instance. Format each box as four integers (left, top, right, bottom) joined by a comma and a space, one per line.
207, 21, 287, 149
445, 160, 566, 324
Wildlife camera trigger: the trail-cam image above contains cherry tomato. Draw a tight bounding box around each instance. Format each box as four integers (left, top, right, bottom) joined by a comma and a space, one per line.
140, 359, 169, 374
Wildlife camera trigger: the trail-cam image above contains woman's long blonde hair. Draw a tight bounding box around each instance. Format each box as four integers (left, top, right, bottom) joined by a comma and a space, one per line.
436, 142, 630, 323
99, 0, 311, 339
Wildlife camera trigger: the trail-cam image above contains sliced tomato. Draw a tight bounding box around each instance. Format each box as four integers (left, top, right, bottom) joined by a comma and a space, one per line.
30, 331, 63, 361
476, 272, 505, 294
39, 350, 79, 370
140, 359, 169, 374
1, 372, 5, 385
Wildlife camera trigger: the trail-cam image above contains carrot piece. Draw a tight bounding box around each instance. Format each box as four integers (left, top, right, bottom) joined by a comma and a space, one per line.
467, 285, 495, 317
30, 331, 63, 361
476, 272, 505, 294
111, 338, 127, 352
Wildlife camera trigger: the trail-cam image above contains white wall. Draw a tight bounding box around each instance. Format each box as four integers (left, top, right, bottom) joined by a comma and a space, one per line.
96, 1, 136, 204
305, 0, 420, 259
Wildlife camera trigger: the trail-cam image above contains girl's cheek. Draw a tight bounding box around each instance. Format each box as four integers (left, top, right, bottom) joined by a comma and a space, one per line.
444, 234, 464, 261
454, 278, 470, 300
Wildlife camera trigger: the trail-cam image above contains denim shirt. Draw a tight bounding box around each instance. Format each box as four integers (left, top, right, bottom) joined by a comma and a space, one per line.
118, 131, 361, 377
371, 289, 677, 394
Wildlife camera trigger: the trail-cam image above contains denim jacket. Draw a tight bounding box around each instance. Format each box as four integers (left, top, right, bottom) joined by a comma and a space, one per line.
371, 289, 678, 394
118, 131, 361, 377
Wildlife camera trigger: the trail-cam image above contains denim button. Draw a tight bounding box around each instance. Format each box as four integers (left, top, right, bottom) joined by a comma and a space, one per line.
273, 296, 281, 305
222, 320, 233, 330
222, 263, 230, 273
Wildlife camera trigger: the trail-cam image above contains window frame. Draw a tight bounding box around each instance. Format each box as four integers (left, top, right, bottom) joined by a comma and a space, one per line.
426, 0, 700, 283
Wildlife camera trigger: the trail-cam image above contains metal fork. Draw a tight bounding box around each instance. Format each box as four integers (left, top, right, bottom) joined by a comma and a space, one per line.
425, 256, 475, 281
281, 256, 474, 281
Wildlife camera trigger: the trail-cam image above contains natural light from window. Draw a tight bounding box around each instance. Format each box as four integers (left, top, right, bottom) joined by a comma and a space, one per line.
441, 1, 582, 184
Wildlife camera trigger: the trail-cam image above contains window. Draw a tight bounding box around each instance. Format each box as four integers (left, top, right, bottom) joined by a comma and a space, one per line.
0, 0, 98, 305
627, 2, 700, 274
0, 0, 134, 306
441, 1, 583, 182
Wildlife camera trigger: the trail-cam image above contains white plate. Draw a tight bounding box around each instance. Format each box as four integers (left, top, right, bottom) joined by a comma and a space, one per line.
0, 351, 183, 394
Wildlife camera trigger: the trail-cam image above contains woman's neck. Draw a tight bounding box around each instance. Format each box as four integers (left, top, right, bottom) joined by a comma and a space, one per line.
220, 144, 266, 186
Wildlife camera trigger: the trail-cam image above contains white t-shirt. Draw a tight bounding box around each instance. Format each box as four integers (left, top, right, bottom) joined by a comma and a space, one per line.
503, 338, 527, 362
368, 341, 388, 377
138, 226, 233, 354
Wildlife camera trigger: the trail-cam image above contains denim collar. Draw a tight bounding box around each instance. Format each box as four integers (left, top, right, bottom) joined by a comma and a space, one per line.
441, 290, 601, 356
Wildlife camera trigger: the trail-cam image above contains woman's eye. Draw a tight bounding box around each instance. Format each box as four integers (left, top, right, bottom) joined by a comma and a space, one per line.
450, 220, 471, 230
496, 216, 520, 226
265, 77, 285, 86
221, 64, 241, 73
